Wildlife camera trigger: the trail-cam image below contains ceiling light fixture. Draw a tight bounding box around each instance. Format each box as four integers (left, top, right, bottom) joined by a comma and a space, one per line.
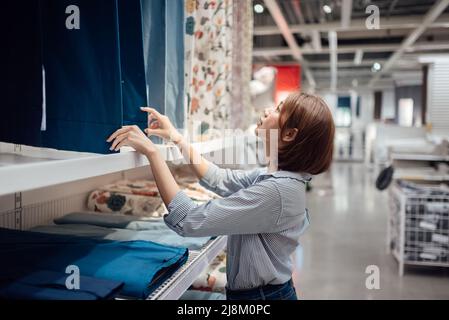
254, 4, 264, 14
323, 4, 332, 14
371, 62, 381, 72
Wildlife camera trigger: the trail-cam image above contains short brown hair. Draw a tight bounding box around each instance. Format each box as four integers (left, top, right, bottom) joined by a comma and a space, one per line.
277, 92, 335, 175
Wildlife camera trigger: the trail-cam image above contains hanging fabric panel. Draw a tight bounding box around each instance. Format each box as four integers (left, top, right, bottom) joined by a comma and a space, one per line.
165, 0, 185, 130
184, 0, 233, 141
231, 0, 253, 130
0, 1, 43, 147
118, 0, 148, 130
142, 0, 185, 131
41, 0, 123, 154
141, 0, 166, 119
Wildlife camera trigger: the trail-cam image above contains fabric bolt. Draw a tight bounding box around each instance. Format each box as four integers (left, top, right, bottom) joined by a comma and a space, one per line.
230, 0, 253, 130
87, 178, 217, 217
141, 0, 166, 122
40, 0, 123, 154
97, 179, 160, 197
165, 0, 185, 129
0, 270, 123, 300
87, 189, 165, 217
0, 1, 43, 147
164, 163, 311, 290
42, 212, 211, 250
0, 228, 188, 299
31, 223, 209, 251
142, 0, 185, 130
1, 0, 185, 153
118, 0, 149, 131
54, 212, 163, 230
191, 250, 227, 293
184, 0, 233, 140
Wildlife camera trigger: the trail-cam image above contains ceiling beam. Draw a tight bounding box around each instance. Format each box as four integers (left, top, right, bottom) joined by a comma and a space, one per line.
354, 49, 363, 65
292, 0, 305, 24
307, 59, 419, 68
263, 0, 316, 89
369, 0, 449, 86
254, 14, 449, 36
253, 41, 449, 56
311, 30, 322, 52
341, 0, 353, 28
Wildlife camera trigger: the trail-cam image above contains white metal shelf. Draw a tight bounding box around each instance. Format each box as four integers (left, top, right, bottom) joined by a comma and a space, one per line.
0, 135, 258, 196
394, 169, 449, 182
146, 236, 227, 300
391, 153, 449, 162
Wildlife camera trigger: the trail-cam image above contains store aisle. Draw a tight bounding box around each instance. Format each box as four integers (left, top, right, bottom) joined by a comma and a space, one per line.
293, 162, 449, 300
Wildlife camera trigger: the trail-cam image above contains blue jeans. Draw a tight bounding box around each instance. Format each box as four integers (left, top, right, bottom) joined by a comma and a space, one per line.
226, 279, 297, 300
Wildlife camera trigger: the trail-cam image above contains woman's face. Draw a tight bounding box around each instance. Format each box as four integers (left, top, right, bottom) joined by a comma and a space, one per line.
255, 102, 282, 136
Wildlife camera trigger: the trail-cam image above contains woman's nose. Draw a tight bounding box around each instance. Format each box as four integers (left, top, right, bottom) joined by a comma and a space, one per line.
264, 108, 271, 117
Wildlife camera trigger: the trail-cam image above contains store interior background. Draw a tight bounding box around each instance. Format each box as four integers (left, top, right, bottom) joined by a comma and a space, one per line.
1, 0, 449, 300
251, 0, 449, 299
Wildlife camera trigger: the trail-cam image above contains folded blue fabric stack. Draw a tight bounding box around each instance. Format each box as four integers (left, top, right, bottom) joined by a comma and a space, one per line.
33, 212, 210, 250
0, 228, 188, 300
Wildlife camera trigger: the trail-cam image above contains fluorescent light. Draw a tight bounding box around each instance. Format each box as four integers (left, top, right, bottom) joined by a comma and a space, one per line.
371, 62, 381, 72
254, 4, 264, 14
323, 4, 332, 14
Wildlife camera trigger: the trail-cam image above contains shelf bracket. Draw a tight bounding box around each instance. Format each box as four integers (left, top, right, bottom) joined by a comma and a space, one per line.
14, 144, 22, 153
14, 192, 22, 230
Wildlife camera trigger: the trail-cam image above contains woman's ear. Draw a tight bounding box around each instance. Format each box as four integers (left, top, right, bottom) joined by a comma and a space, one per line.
281, 128, 298, 142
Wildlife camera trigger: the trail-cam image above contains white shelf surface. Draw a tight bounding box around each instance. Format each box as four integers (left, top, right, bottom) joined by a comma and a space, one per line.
147, 236, 227, 300
394, 168, 449, 182
391, 153, 449, 161
0, 135, 258, 196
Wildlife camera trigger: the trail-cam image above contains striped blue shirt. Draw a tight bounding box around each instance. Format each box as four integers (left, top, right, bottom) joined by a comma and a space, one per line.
164, 163, 311, 290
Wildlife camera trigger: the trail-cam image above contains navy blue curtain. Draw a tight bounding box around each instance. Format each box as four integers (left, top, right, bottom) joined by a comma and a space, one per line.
0, 1, 43, 147
0, 0, 184, 154
118, 0, 148, 130
40, 0, 123, 154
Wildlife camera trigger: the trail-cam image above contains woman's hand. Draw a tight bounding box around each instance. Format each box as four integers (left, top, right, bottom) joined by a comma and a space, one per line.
107, 125, 157, 156
140, 107, 183, 143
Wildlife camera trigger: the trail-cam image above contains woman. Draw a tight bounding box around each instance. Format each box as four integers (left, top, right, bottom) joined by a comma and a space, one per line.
107, 92, 335, 300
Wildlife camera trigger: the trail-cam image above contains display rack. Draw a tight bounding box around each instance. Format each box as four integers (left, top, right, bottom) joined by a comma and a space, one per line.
146, 236, 227, 300
389, 151, 449, 183
391, 153, 449, 162
388, 182, 449, 276
0, 135, 258, 196
0, 137, 245, 300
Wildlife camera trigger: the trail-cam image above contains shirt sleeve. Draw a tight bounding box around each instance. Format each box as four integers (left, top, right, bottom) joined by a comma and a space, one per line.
198, 163, 265, 197
164, 179, 283, 237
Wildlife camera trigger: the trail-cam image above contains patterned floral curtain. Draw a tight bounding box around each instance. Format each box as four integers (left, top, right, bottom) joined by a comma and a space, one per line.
230, 0, 253, 130
184, 0, 233, 141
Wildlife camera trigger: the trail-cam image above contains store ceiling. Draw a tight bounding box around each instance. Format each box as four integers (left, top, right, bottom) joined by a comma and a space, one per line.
252, 0, 449, 91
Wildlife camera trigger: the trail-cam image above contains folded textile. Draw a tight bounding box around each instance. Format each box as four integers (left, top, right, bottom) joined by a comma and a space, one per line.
55, 212, 163, 230
31, 222, 210, 251
0, 228, 188, 299
0, 270, 123, 300
87, 190, 165, 217
191, 251, 227, 293
98, 180, 160, 196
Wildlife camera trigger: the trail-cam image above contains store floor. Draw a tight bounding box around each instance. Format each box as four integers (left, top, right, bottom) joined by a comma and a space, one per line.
293, 162, 449, 300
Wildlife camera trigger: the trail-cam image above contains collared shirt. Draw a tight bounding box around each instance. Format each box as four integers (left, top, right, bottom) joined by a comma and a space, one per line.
164, 163, 311, 290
